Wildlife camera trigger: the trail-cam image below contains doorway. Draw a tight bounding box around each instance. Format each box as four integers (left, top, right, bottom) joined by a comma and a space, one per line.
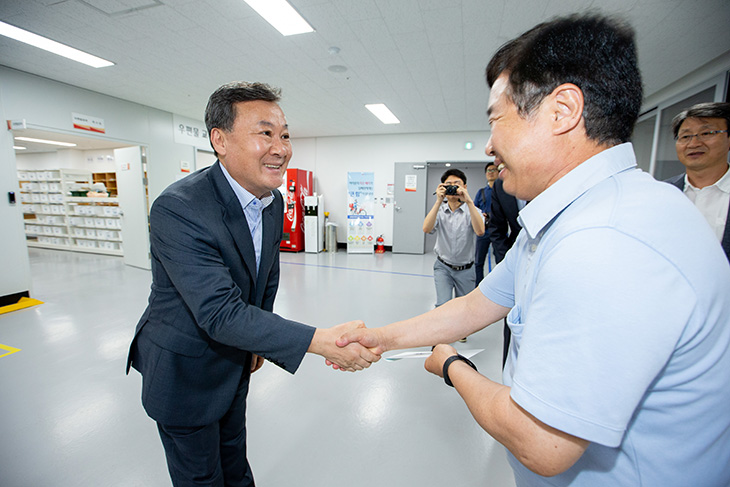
12, 128, 151, 268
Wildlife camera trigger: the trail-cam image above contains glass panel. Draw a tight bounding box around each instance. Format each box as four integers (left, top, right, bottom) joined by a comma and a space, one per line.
654, 87, 715, 181
632, 115, 655, 173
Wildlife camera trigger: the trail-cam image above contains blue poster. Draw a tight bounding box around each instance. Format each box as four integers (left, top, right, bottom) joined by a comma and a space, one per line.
347, 172, 375, 253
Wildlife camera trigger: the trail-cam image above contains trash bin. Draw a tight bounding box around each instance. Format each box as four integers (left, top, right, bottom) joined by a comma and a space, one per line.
325, 222, 338, 253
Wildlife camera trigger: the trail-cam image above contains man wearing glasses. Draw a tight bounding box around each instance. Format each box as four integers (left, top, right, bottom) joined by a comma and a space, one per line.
668, 102, 730, 261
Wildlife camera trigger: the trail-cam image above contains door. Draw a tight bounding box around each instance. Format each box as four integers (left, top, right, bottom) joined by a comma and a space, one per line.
115, 146, 151, 269
392, 162, 427, 254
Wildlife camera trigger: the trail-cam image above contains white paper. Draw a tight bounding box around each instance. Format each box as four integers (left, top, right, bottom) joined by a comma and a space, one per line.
384, 349, 484, 361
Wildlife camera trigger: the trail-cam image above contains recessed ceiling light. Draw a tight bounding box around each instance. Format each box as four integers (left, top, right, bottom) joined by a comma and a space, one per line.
365, 104, 400, 124
14, 136, 77, 147
243, 0, 315, 36
0, 21, 114, 68
328, 65, 348, 73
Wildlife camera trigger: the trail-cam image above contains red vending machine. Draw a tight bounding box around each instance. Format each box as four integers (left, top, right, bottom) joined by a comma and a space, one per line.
280, 168, 313, 252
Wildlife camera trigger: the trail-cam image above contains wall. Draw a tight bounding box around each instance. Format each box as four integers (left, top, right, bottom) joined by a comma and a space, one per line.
290, 132, 490, 245
0, 85, 31, 299
16, 149, 117, 172
0, 66, 197, 300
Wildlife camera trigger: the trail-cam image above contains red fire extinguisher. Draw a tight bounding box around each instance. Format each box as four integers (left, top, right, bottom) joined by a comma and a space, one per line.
375, 235, 385, 253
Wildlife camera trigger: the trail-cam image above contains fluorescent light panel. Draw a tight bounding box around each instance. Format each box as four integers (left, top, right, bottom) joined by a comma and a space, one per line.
0, 21, 114, 68
15, 136, 77, 147
365, 104, 400, 124
13, 146, 27, 150
243, 0, 314, 36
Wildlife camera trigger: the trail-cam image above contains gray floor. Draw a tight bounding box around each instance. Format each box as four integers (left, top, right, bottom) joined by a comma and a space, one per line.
0, 247, 516, 487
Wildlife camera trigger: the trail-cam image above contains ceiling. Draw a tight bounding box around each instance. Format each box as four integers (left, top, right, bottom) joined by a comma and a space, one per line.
11, 127, 134, 153
1, 0, 729, 153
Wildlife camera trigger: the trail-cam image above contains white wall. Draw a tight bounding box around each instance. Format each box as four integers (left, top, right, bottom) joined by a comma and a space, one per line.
0, 66, 197, 300
290, 132, 490, 245
0, 87, 31, 299
16, 149, 117, 172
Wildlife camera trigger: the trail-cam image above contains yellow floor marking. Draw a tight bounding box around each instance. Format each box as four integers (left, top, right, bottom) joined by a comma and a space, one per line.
0, 343, 21, 358
0, 297, 43, 315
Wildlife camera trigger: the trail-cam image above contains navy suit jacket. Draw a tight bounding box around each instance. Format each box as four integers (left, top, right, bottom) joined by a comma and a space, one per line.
127, 162, 315, 426
488, 178, 521, 263
666, 173, 730, 262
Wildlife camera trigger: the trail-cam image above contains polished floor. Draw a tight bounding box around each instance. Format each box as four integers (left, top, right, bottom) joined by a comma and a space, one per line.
0, 247, 515, 487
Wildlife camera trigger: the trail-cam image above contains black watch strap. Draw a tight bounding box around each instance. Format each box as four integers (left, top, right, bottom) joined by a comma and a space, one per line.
442, 354, 477, 387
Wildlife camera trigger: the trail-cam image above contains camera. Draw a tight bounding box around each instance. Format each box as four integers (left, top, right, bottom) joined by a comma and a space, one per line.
444, 185, 459, 195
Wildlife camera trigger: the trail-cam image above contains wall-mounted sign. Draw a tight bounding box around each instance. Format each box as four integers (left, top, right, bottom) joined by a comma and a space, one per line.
6, 119, 26, 130
405, 174, 417, 192
72, 113, 105, 134
173, 114, 209, 149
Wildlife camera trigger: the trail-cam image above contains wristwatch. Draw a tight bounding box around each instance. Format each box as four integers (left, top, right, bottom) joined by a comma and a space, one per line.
442, 354, 478, 387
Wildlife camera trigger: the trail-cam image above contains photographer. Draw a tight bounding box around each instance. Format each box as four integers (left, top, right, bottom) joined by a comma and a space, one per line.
423, 169, 485, 327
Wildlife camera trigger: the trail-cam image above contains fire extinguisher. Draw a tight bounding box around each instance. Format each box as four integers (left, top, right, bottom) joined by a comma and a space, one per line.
375, 235, 385, 253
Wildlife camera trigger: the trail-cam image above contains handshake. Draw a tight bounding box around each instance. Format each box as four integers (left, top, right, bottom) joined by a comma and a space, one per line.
307, 320, 385, 372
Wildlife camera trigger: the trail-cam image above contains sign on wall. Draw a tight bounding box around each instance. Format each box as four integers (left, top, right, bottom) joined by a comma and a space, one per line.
173, 114, 209, 149
347, 171, 375, 254
72, 113, 105, 134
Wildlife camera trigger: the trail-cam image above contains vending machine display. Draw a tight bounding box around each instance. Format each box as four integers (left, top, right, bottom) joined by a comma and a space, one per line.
280, 168, 312, 252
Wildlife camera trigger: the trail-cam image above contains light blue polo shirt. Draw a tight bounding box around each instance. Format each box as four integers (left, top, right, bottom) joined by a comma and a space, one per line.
481, 143, 730, 486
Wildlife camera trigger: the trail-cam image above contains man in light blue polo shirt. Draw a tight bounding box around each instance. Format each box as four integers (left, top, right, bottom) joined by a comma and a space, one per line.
337, 14, 730, 486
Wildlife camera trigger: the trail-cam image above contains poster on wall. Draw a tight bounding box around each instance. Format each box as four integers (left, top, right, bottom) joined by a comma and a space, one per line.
347, 172, 375, 254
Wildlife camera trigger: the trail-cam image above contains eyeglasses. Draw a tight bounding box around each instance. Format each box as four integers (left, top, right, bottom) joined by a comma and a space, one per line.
675, 130, 728, 144
486, 168, 498, 173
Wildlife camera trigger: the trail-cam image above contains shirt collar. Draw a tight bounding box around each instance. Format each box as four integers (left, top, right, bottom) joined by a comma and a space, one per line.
219, 162, 274, 210
518, 143, 637, 239
684, 164, 730, 193
442, 199, 465, 213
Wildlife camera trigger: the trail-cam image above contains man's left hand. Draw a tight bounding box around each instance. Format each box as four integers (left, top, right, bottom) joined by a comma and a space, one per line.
251, 354, 265, 374
424, 344, 458, 378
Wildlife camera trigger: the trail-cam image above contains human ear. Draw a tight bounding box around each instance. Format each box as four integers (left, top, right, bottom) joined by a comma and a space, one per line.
551, 83, 584, 136
210, 128, 227, 156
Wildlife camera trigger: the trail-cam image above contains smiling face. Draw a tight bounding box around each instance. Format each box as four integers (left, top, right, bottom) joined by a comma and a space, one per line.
675, 117, 730, 176
485, 74, 554, 200
211, 100, 292, 198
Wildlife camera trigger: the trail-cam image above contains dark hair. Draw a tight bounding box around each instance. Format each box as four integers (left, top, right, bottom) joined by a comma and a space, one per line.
204, 81, 282, 155
485, 162, 495, 171
485, 14, 642, 146
441, 168, 467, 185
671, 102, 730, 138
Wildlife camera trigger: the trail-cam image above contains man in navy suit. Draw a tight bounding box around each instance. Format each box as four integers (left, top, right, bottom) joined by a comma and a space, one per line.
667, 102, 730, 262
127, 82, 379, 486
488, 176, 521, 366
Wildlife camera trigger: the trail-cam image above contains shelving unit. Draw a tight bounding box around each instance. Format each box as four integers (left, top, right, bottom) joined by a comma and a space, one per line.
93, 172, 118, 196
18, 169, 124, 257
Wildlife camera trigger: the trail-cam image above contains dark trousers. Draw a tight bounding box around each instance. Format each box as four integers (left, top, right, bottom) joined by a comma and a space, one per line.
475, 238, 492, 285
157, 374, 253, 487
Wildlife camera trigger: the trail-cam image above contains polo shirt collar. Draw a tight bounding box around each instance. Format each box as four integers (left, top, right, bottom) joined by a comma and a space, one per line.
518, 142, 637, 240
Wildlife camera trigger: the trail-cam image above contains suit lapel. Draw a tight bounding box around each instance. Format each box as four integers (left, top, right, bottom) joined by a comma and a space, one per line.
210, 163, 258, 280
256, 192, 282, 303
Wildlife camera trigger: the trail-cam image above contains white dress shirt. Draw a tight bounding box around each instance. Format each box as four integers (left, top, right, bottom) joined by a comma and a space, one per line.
683, 164, 730, 242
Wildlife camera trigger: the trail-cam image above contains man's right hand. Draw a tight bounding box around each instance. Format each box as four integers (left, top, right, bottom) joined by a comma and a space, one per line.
308, 321, 381, 372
